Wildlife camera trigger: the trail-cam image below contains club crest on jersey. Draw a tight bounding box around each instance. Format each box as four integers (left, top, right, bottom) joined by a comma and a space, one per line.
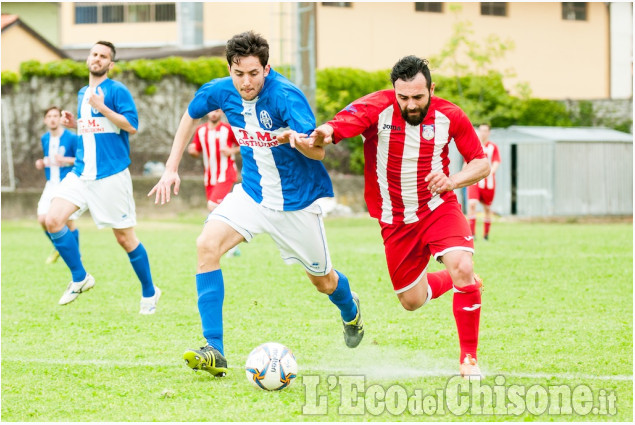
260, 110, 273, 129
422, 125, 435, 140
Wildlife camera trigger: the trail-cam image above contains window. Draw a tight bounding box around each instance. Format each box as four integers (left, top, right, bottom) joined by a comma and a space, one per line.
75, 3, 176, 24
562, 2, 587, 21
155, 3, 176, 22
321, 2, 352, 7
480, 2, 507, 16
415, 3, 443, 13
75, 5, 98, 24
102, 5, 124, 23
129, 4, 152, 22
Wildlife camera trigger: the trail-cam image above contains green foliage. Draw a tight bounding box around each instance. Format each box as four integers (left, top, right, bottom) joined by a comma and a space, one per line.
19, 59, 89, 80
1, 70, 19, 86
515, 98, 573, 127
316, 67, 391, 174
144, 84, 157, 96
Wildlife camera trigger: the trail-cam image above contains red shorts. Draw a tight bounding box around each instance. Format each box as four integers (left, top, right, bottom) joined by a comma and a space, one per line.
380, 200, 474, 293
468, 184, 495, 206
206, 180, 235, 205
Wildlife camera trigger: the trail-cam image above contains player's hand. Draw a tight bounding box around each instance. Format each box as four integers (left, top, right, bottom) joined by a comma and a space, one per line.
187, 143, 199, 157
219, 145, 232, 156
307, 124, 334, 148
60, 110, 76, 128
148, 169, 181, 205
424, 172, 456, 197
88, 87, 106, 113
275, 130, 307, 149
35, 159, 45, 169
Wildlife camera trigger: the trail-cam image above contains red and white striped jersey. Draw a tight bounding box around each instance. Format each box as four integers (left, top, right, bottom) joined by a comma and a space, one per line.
477, 141, 500, 190
329, 91, 485, 224
191, 121, 239, 187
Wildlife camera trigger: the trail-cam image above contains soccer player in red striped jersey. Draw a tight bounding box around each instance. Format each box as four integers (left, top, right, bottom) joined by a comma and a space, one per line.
187, 109, 240, 212
305, 56, 490, 378
467, 124, 501, 240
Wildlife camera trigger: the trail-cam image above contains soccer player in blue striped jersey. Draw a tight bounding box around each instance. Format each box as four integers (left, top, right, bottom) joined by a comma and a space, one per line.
150, 31, 364, 377
36, 106, 80, 264
46, 41, 160, 314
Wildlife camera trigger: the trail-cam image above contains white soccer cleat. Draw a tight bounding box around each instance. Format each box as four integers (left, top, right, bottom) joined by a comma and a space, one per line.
59, 274, 95, 305
460, 354, 483, 379
139, 287, 161, 315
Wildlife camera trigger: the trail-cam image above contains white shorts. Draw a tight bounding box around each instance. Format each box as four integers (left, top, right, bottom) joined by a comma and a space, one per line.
37, 181, 81, 220
54, 169, 136, 229
208, 184, 332, 276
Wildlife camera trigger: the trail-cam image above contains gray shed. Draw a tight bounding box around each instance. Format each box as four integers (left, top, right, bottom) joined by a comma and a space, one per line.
450, 126, 633, 217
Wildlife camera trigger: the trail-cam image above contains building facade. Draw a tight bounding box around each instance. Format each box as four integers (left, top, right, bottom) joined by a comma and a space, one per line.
2, 2, 633, 100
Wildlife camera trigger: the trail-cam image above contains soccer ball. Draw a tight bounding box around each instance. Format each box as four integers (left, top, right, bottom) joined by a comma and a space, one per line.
245, 342, 298, 391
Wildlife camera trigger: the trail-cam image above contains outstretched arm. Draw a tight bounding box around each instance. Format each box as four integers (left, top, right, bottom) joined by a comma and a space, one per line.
275, 130, 325, 160
148, 110, 201, 204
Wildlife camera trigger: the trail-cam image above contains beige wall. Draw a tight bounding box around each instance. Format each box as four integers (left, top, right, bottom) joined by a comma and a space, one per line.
316, 2, 610, 99
1, 25, 64, 72
59, 2, 179, 48
200, 2, 296, 66
55, 2, 612, 100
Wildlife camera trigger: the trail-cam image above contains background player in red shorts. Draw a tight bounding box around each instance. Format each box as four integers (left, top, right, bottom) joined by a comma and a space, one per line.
305, 56, 490, 377
467, 123, 501, 240
188, 109, 241, 212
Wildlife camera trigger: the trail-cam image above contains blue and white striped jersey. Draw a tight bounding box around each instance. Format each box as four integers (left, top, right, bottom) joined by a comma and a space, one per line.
188, 68, 334, 211
41, 129, 78, 183
73, 78, 138, 180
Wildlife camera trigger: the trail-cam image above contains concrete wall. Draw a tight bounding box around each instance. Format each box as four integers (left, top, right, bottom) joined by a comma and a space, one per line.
0, 175, 367, 220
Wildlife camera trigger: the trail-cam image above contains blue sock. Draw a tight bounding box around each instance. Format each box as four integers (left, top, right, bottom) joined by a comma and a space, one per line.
328, 270, 358, 322
49, 226, 86, 282
71, 228, 79, 248
127, 243, 155, 297
196, 270, 225, 356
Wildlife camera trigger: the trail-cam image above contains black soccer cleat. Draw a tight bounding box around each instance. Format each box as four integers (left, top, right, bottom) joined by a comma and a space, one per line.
342, 292, 364, 348
183, 345, 228, 377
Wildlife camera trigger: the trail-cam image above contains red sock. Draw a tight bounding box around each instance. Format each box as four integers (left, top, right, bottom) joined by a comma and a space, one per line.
484, 220, 491, 238
427, 270, 453, 300
453, 282, 481, 361
468, 217, 476, 235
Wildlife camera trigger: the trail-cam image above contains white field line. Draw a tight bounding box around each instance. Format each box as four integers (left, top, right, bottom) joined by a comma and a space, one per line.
2, 357, 632, 382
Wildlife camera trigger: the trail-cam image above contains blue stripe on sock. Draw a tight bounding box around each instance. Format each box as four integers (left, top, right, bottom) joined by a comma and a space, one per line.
328, 270, 357, 322
196, 270, 225, 356
127, 243, 155, 297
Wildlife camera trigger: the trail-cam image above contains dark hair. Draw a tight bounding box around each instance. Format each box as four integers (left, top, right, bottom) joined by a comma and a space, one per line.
390, 56, 432, 90
95, 40, 116, 61
43, 105, 61, 117
225, 31, 269, 67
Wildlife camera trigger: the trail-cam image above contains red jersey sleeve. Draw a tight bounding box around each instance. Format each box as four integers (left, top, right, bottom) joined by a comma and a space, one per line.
327, 90, 393, 143
448, 107, 485, 163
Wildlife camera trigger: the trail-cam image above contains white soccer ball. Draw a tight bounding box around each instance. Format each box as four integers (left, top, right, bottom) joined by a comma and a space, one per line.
245, 342, 298, 391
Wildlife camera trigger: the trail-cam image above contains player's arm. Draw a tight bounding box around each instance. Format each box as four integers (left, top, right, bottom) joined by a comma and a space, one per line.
490, 160, 500, 175
425, 158, 490, 196
276, 130, 325, 160
54, 154, 75, 166
148, 110, 201, 204
89, 87, 137, 134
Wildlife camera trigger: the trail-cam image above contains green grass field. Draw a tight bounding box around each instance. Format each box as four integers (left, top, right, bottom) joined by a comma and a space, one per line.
1, 215, 632, 421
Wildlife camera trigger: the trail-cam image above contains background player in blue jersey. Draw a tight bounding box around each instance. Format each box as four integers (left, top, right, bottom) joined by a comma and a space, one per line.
36, 105, 80, 264
149, 31, 364, 376
46, 41, 160, 314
